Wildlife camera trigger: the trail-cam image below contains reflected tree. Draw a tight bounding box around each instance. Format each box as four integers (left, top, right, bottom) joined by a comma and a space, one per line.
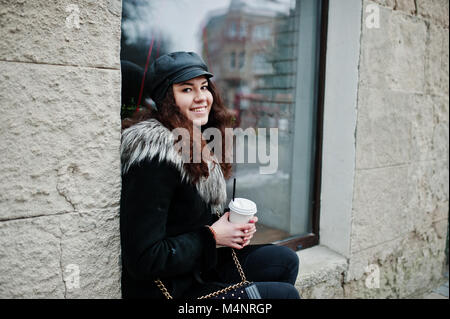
120, 0, 172, 121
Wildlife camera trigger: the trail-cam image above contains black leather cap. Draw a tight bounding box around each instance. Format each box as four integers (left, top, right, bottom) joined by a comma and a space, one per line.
145, 51, 213, 104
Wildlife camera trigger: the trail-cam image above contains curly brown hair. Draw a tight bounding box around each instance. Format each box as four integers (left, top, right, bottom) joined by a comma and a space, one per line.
122, 79, 235, 184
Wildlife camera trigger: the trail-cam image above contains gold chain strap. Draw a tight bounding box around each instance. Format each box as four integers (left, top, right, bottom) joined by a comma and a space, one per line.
154, 278, 173, 299
231, 248, 247, 282
155, 211, 250, 299
154, 248, 250, 299
197, 279, 250, 299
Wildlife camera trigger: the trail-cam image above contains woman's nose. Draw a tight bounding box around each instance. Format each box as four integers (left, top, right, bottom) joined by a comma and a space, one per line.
194, 90, 206, 102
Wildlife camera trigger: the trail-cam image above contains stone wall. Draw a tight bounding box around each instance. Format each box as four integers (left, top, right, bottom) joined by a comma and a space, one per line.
345, 0, 449, 298
0, 0, 122, 298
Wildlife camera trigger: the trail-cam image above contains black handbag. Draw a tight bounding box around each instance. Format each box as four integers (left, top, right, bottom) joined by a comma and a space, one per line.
155, 248, 261, 299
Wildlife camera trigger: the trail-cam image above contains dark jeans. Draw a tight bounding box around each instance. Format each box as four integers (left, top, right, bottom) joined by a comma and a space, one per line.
198, 244, 300, 299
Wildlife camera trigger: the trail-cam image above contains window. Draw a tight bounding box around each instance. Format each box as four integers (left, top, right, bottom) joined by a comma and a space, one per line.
230, 51, 236, 68
228, 21, 237, 38
239, 21, 247, 38
252, 24, 271, 41
238, 51, 245, 69
252, 53, 272, 74
120, 0, 328, 251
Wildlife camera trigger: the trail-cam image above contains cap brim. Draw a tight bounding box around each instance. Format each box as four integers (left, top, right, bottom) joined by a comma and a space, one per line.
172, 67, 213, 84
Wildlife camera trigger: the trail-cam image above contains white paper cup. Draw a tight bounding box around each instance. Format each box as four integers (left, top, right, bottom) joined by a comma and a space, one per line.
228, 198, 257, 224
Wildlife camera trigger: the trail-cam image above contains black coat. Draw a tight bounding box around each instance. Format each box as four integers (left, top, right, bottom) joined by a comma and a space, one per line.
120, 119, 228, 299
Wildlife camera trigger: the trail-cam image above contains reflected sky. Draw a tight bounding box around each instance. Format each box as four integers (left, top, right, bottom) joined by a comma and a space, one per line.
150, 0, 230, 52
123, 0, 294, 53
123, 0, 230, 53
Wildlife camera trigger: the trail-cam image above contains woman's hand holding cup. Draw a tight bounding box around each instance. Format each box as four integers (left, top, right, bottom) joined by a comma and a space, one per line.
210, 212, 257, 249
242, 216, 258, 247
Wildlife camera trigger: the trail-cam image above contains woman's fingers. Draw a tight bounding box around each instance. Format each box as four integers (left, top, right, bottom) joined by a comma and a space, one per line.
231, 243, 244, 249
219, 219, 257, 249
236, 226, 256, 236
243, 227, 256, 243
236, 225, 255, 237
237, 223, 252, 231
243, 229, 256, 238
249, 216, 258, 223
243, 232, 255, 240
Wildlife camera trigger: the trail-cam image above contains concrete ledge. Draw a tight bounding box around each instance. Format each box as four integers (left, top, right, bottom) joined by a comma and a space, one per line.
295, 245, 348, 299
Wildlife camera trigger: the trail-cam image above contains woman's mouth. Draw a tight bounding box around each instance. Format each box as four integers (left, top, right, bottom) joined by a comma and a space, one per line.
190, 106, 207, 113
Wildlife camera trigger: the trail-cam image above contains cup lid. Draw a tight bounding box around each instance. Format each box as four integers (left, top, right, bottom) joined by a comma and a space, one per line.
229, 198, 257, 215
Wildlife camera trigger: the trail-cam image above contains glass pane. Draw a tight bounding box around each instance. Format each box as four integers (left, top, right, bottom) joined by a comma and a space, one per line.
120, 0, 322, 244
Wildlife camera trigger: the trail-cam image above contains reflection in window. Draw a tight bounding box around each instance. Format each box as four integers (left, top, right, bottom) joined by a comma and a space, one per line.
228, 21, 237, 38
239, 21, 247, 38
120, 0, 324, 247
239, 51, 245, 69
230, 51, 236, 68
252, 53, 272, 74
252, 24, 271, 41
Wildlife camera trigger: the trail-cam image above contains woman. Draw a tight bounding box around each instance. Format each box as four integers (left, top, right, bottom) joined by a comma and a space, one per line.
120, 51, 300, 299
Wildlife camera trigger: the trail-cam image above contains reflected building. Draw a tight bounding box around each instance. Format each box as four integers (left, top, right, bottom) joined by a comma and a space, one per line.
201, 0, 300, 237
201, 0, 297, 134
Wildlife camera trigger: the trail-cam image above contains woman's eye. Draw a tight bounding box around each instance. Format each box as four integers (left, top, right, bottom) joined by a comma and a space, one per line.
182, 88, 192, 93
201, 86, 209, 90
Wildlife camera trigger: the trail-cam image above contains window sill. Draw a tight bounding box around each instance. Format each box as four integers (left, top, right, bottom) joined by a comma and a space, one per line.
295, 245, 348, 299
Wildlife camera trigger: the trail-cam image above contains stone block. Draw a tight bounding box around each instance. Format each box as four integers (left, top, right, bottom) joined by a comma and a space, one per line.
0, 210, 121, 298
0, 0, 121, 68
432, 219, 449, 241
58, 209, 121, 298
0, 217, 64, 298
416, 0, 449, 27
369, 0, 396, 9
441, 29, 449, 95
408, 159, 449, 227
359, 7, 427, 93
425, 24, 449, 96
409, 94, 436, 162
346, 228, 447, 298
355, 87, 412, 169
295, 246, 348, 299
356, 89, 447, 166
0, 61, 122, 220
395, 0, 417, 14
299, 280, 345, 299
431, 95, 449, 161
351, 165, 410, 253
352, 158, 448, 255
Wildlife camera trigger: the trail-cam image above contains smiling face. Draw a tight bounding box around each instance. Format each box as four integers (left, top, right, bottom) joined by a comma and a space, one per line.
172, 76, 213, 126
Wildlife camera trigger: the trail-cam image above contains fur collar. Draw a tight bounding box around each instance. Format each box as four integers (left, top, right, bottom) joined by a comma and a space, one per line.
120, 119, 227, 211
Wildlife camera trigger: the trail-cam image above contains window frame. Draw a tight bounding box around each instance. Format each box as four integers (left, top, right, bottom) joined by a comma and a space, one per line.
277, 0, 329, 252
